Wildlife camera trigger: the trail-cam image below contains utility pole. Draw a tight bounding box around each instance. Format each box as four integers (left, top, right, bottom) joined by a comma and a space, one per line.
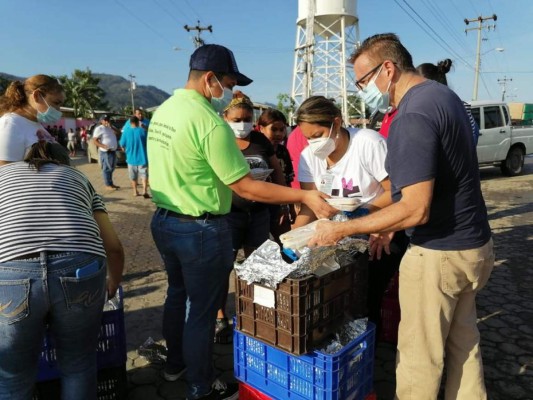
128, 74, 136, 112
465, 14, 497, 101
497, 76, 513, 102
184, 20, 213, 48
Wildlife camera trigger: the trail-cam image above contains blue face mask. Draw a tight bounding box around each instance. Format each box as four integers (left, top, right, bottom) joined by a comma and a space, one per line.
36, 95, 62, 124
357, 65, 392, 115
208, 77, 233, 113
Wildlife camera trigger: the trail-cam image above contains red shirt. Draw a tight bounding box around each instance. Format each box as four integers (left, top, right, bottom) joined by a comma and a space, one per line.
286, 126, 308, 189
379, 109, 398, 138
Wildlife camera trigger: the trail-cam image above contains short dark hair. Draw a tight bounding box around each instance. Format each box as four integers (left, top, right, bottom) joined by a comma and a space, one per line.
188, 69, 227, 82
130, 116, 139, 126
350, 33, 416, 73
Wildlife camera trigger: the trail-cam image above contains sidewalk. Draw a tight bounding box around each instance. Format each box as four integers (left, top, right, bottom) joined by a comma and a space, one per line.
73, 157, 533, 400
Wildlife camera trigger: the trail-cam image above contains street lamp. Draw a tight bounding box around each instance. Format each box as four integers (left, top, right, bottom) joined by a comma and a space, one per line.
473, 47, 504, 101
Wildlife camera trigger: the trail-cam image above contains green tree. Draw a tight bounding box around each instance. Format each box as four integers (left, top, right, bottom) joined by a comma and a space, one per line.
59, 69, 108, 118
276, 93, 296, 121
347, 94, 366, 118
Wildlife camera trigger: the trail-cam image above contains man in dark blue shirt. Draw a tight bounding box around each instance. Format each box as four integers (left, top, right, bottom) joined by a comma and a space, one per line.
310, 33, 494, 399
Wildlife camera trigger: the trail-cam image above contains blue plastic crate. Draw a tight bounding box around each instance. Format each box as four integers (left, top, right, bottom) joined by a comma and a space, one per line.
234, 321, 375, 400
37, 288, 127, 382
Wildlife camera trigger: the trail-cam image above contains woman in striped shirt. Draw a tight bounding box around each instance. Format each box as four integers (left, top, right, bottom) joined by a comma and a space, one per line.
0, 141, 124, 399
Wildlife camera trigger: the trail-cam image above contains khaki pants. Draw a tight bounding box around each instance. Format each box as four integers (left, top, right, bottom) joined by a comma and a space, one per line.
395, 239, 494, 400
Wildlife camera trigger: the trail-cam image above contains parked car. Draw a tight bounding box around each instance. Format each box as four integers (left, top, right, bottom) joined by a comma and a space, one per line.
470, 101, 533, 176
87, 115, 128, 166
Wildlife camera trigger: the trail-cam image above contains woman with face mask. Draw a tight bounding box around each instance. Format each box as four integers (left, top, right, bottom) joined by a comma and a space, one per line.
0, 75, 65, 165
214, 95, 287, 342
295, 95, 409, 335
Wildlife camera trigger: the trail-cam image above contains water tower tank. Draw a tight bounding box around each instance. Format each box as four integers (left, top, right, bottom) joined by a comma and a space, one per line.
297, 0, 358, 38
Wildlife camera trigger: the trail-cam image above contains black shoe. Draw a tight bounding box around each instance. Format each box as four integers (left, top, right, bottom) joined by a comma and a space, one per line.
189, 380, 238, 400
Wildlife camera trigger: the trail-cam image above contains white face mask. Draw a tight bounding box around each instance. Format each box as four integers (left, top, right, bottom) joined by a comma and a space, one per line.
208, 76, 233, 113
228, 121, 254, 139
308, 123, 336, 160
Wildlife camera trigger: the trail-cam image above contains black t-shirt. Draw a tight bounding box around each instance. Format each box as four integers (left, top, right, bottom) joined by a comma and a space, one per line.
386, 80, 491, 250
274, 144, 294, 186
232, 131, 275, 211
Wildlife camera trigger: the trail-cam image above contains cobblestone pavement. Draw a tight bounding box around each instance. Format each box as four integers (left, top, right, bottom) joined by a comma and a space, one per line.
73, 156, 533, 400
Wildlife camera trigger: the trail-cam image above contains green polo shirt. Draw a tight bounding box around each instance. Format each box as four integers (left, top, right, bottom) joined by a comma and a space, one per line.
147, 88, 250, 216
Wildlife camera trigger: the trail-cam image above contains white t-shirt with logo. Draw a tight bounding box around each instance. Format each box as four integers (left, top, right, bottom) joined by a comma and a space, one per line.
0, 113, 43, 161
298, 127, 388, 204
93, 125, 118, 152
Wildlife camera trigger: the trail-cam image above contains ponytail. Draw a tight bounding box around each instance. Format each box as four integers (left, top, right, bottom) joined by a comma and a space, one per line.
0, 74, 63, 116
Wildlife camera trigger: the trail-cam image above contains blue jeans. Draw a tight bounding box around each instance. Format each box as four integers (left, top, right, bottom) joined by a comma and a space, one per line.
0, 251, 106, 400
99, 151, 117, 186
151, 209, 233, 399
227, 207, 270, 255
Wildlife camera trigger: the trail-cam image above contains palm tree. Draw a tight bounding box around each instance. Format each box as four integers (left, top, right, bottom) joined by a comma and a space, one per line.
59, 69, 108, 118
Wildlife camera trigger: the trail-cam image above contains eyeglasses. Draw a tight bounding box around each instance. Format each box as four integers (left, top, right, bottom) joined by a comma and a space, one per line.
355, 64, 382, 91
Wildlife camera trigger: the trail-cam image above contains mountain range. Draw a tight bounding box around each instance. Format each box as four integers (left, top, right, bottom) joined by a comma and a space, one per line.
0, 72, 170, 111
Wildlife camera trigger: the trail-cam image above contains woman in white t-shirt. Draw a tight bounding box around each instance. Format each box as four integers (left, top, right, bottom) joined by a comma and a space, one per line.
0, 75, 64, 165
294, 96, 408, 333
294, 96, 392, 225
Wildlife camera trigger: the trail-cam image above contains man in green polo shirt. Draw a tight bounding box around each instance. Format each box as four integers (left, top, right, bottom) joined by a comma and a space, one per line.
148, 44, 335, 400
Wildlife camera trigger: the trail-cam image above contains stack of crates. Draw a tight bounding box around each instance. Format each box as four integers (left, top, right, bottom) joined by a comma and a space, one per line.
33, 287, 127, 399
233, 255, 376, 400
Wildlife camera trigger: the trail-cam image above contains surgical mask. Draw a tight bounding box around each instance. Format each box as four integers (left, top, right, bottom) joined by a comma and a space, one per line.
36, 95, 62, 124
357, 65, 392, 114
308, 123, 336, 160
228, 121, 254, 139
208, 77, 233, 113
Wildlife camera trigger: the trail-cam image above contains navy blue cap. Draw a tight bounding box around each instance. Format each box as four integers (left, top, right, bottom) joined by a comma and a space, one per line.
189, 44, 252, 86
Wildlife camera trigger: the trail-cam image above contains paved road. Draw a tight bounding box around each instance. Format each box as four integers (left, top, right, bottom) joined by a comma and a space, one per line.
73, 156, 533, 400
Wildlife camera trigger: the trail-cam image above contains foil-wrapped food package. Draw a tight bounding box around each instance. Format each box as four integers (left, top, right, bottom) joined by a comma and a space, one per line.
233, 240, 300, 288
234, 234, 368, 288
319, 317, 369, 354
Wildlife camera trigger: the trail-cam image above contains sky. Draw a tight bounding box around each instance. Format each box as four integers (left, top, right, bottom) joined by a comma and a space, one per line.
1, 0, 531, 106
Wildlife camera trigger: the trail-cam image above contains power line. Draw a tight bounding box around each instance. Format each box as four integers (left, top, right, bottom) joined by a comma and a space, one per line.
422, 0, 473, 57
163, 0, 195, 23
393, 0, 473, 69
114, 0, 174, 47
153, 0, 184, 26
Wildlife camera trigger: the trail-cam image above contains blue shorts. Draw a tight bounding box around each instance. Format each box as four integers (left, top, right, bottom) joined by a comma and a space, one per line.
128, 165, 148, 180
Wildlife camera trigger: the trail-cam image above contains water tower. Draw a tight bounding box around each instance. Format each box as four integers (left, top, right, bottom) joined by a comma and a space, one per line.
291, 0, 360, 124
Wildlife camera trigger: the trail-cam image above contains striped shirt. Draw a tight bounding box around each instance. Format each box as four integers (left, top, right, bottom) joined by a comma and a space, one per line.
0, 162, 107, 262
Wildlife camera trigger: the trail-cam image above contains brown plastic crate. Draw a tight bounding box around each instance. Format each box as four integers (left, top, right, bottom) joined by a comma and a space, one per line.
235, 255, 368, 355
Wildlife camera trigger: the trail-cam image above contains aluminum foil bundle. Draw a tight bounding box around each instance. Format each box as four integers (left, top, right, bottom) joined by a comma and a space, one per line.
289, 237, 369, 278
235, 237, 368, 288
319, 317, 369, 354
234, 240, 300, 288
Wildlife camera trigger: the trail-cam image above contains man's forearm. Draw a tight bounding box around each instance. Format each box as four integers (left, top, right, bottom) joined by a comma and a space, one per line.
337, 199, 427, 236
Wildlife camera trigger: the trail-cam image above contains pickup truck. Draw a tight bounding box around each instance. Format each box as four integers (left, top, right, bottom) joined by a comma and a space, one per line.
470, 101, 533, 176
